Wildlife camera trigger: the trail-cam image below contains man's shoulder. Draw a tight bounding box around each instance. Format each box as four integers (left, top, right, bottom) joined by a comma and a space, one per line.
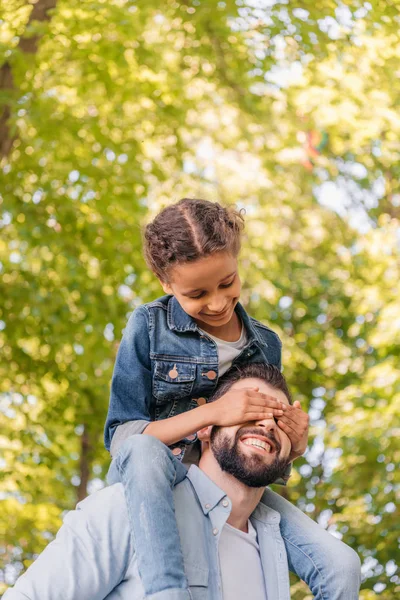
74, 477, 196, 523
75, 482, 126, 513
70, 483, 128, 535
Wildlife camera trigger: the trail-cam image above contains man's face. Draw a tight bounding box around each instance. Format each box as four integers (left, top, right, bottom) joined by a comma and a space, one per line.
210, 378, 292, 488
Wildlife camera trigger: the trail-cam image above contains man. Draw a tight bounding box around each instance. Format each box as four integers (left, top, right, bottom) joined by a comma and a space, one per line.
4, 364, 360, 600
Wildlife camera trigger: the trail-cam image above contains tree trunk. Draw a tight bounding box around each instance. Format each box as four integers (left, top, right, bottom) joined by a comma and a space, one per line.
0, 0, 57, 158
77, 426, 91, 502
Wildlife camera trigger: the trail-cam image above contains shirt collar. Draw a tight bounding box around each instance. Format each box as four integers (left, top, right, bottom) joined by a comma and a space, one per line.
186, 465, 228, 515
186, 466, 281, 524
167, 296, 266, 346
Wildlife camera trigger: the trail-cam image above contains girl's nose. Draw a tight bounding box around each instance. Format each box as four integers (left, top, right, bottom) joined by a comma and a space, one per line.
207, 297, 226, 313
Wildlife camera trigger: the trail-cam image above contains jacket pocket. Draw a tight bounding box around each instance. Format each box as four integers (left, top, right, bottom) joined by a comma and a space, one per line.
153, 361, 196, 403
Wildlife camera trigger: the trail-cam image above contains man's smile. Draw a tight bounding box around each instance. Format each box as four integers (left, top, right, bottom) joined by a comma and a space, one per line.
241, 437, 273, 453
238, 430, 280, 456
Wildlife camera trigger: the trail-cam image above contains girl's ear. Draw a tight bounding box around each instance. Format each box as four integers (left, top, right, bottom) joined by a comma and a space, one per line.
160, 280, 173, 294
197, 426, 212, 442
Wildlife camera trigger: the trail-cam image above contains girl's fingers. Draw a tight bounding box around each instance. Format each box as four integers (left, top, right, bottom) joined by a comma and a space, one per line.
277, 420, 297, 435
254, 411, 282, 421
280, 416, 305, 432
243, 413, 274, 422
277, 412, 300, 426
247, 392, 282, 409
249, 403, 283, 416
278, 408, 307, 425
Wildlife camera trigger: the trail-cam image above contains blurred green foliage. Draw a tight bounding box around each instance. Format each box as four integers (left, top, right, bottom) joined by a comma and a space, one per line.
0, 0, 399, 597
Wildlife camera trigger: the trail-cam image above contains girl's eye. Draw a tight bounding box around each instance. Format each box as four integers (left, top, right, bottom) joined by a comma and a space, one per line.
189, 276, 235, 299
220, 279, 234, 289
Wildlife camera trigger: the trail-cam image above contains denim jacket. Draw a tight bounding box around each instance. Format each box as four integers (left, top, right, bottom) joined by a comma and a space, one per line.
104, 295, 287, 474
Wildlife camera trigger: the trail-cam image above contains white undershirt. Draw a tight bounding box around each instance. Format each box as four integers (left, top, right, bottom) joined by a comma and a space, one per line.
201, 326, 248, 376
219, 520, 267, 600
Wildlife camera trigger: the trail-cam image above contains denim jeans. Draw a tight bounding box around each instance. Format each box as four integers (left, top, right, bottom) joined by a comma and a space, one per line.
261, 487, 361, 599
108, 436, 190, 600
108, 435, 361, 600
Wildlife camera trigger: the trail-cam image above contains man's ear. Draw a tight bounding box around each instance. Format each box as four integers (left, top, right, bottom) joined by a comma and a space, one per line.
197, 425, 212, 442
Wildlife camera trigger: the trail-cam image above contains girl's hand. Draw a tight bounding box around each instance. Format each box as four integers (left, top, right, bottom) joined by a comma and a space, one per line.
210, 388, 284, 427
277, 400, 309, 461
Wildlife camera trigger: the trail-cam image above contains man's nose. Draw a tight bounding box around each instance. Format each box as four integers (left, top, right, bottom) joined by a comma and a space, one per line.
255, 417, 277, 432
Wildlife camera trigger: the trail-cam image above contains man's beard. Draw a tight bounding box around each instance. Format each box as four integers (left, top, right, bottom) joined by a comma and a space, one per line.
210, 426, 289, 488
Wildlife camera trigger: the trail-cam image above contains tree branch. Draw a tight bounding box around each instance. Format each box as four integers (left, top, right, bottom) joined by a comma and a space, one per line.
0, 0, 57, 158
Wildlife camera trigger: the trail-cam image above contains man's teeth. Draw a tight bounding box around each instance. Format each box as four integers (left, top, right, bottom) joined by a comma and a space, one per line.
242, 438, 271, 452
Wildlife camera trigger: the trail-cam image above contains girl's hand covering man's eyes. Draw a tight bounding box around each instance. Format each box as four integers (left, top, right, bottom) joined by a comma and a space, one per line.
277, 400, 309, 461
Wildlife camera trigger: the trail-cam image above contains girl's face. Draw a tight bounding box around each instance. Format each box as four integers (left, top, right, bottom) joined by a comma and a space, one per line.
162, 252, 241, 330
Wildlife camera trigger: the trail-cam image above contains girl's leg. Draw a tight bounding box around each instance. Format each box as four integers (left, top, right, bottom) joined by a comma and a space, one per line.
107, 435, 190, 600
261, 488, 361, 600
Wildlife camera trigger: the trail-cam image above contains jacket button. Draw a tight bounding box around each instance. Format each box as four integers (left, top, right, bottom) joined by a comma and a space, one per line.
205, 370, 217, 380
196, 397, 207, 405
168, 364, 179, 379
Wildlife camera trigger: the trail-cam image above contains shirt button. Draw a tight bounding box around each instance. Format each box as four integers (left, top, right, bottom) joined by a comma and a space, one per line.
222, 499, 229, 508
212, 528, 219, 536
205, 503, 211, 509
205, 370, 217, 380
172, 448, 182, 456
196, 397, 207, 406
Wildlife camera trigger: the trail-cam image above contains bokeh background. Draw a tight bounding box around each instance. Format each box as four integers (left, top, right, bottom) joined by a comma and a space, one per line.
1, 0, 399, 597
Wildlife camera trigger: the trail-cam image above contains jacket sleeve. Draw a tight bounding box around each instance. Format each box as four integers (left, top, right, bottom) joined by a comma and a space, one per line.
3, 486, 133, 600
104, 306, 153, 451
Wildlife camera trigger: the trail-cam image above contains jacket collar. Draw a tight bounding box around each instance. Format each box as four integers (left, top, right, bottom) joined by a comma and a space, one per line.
167, 296, 267, 346
235, 302, 268, 347
167, 296, 198, 332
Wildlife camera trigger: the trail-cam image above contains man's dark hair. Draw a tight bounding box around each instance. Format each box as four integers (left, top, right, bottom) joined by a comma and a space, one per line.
210, 363, 292, 405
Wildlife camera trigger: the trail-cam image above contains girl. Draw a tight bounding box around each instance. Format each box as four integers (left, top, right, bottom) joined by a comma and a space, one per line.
105, 198, 360, 600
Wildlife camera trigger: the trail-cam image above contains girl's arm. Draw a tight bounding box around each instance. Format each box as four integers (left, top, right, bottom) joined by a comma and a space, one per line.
144, 402, 214, 446
104, 306, 153, 452
145, 388, 284, 446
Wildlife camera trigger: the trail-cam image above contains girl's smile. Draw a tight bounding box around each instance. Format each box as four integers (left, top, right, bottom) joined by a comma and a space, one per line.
161, 252, 242, 338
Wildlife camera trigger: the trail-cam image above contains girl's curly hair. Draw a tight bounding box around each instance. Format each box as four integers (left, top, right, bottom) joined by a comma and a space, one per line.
143, 198, 245, 282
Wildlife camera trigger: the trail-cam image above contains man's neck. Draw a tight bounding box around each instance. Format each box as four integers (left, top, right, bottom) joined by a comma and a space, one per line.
199, 453, 264, 533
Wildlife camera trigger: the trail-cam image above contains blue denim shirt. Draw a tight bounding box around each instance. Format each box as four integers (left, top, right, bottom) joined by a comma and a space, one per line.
3, 466, 291, 600
104, 295, 282, 449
